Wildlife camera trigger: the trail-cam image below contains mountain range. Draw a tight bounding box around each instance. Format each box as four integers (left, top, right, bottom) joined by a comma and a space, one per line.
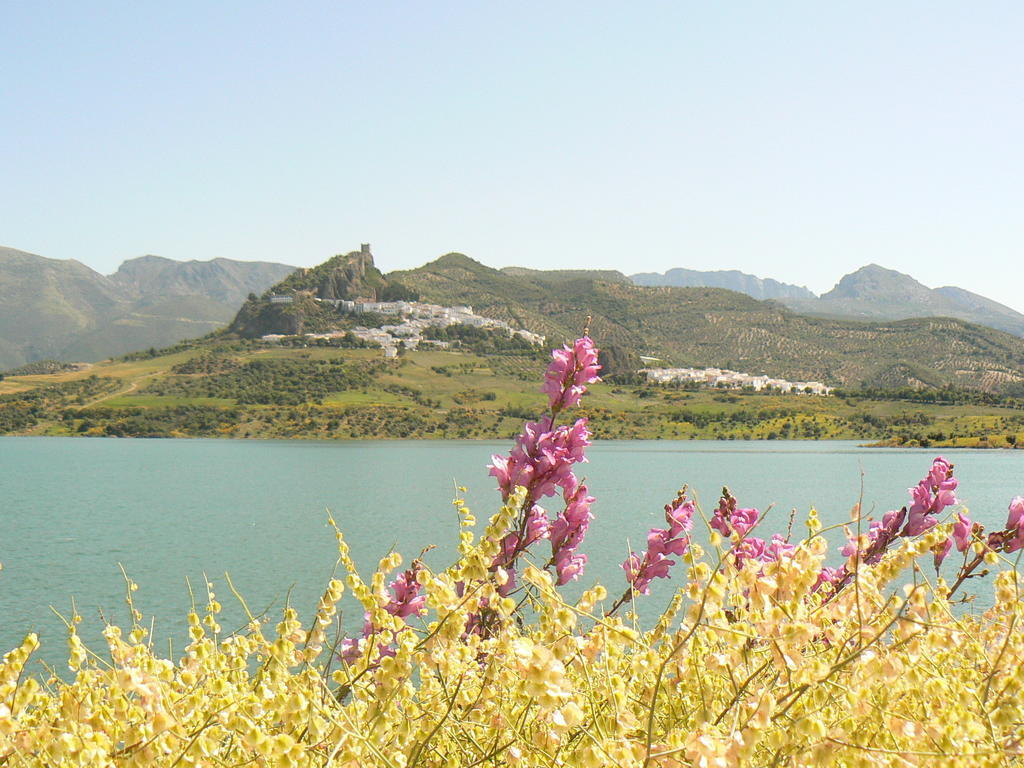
631, 264, 1024, 337
631, 268, 816, 301
5, 244, 1024, 392
0, 246, 293, 370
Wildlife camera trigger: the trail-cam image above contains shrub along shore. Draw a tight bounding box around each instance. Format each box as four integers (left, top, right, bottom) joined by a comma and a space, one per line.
2, 344, 1024, 446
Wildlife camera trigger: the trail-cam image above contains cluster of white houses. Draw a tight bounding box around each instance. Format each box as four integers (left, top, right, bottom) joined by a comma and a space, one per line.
261, 299, 545, 358
642, 366, 832, 395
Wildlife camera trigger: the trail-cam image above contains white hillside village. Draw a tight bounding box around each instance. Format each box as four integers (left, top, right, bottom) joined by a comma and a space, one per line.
261, 298, 546, 358
642, 366, 832, 395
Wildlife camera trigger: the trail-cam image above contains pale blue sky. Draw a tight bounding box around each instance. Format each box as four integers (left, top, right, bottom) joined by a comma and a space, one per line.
2, 2, 1021, 308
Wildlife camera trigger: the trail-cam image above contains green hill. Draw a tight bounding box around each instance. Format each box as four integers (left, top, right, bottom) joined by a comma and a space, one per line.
389, 254, 1024, 391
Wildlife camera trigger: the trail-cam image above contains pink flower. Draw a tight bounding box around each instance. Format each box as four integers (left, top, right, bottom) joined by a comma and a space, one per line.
493, 533, 520, 568
763, 533, 795, 562
903, 502, 938, 537
903, 457, 959, 536
952, 511, 973, 553
554, 550, 588, 586
549, 484, 594, 554
621, 491, 694, 594
1006, 497, 1024, 553
488, 417, 591, 502
338, 636, 362, 664
385, 569, 427, 618
812, 566, 845, 594
730, 534, 793, 570
927, 458, 956, 491
623, 550, 676, 595
665, 498, 695, 536
524, 505, 550, 546
710, 491, 759, 538
541, 336, 602, 412
732, 537, 767, 568
1007, 496, 1024, 531
841, 508, 906, 565
647, 527, 689, 558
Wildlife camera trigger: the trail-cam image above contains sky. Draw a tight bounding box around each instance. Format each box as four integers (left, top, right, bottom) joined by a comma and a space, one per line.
2, 2, 1022, 309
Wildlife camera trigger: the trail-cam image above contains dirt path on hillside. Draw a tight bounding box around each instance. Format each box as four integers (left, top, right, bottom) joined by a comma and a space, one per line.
77, 373, 154, 409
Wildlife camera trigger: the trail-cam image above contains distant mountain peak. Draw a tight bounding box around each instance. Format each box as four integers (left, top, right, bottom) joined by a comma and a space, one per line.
781, 263, 1024, 337
822, 264, 932, 301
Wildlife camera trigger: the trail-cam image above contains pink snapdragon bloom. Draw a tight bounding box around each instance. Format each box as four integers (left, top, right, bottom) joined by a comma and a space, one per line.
541, 336, 602, 412
338, 612, 395, 665
621, 492, 694, 594
549, 484, 595, 553
385, 568, 427, 619
812, 566, 845, 594
840, 508, 906, 564
731, 536, 767, 568
338, 637, 361, 664
548, 484, 596, 584
488, 417, 591, 502
952, 511, 974, 553
524, 504, 550, 546
666, 498, 696, 536
764, 533, 796, 561
710, 491, 759, 538
622, 551, 675, 595
902, 457, 958, 537
647, 527, 689, 558
1005, 497, 1024, 553
493, 533, 520, 568
1007, 496, 1024, 531
554, 550, 588, 586
731, 533, 795, 570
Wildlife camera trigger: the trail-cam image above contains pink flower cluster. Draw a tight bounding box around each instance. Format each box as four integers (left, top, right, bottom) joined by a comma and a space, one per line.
549, 483, 595, 585
541, 336, 602, 413
710, 490, 759, 538
708, 489, 796, 571
484, 336, 602, 591
839, 507, 906, 565
338, 565, 426, 664
839, 457, 959, 568
733, 533, 796, 570
488, 417, 591, 503
621, 494, 694, 595
937, 495, 1024, 569
903, 457, 958, 536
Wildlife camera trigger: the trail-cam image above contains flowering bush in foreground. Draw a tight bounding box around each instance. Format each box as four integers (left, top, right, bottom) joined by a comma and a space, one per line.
2, 337, 1024, 767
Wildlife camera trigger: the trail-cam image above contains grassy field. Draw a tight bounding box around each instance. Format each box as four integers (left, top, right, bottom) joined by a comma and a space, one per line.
2, 342, 1023, 445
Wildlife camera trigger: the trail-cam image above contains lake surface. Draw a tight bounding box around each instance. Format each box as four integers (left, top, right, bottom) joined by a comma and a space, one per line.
2, 437, 1022, 672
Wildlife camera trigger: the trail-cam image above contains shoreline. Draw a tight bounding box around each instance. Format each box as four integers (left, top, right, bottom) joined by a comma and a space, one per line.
4, 431, 1022, 449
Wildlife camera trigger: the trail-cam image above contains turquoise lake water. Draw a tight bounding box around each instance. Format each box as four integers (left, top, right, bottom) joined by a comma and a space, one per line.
1, 437, 1021, 672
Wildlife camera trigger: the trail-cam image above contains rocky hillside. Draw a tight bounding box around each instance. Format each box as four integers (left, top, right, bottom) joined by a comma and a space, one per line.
111, 255, 293, 306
